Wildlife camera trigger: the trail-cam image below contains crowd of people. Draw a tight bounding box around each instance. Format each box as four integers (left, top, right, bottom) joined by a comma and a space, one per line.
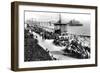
28, 24, 58, 40
25, 23, 91, 60
53, 34, 90, 59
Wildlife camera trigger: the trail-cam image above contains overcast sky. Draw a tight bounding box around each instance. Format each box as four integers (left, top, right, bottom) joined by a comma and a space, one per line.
25, 11, 91, 24
25, 11, 91, 36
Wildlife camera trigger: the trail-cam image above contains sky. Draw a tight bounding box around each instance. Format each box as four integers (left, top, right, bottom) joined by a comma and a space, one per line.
25, 11, 91, 24
25, 11, 91, 35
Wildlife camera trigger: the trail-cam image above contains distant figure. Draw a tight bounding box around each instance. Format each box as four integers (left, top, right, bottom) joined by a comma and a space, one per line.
51, 55, 57, 60
46, 48, 49, 53
30, 33, 33, 38
34, 35, 37, 39
27, 24, 30, 28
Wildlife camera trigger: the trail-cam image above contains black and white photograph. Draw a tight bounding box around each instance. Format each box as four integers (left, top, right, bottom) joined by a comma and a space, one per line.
24, 11, 91, 61
11, 2, 97, 71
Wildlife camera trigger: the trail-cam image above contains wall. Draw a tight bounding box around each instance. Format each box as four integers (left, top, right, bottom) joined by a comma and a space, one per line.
0, 0, 99, 73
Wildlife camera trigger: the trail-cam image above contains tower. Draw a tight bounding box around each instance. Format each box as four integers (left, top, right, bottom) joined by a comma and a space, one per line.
58, 13, 61, 24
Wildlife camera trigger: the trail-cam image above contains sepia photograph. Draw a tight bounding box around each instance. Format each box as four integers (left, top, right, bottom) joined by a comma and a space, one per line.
24, 11, 91, 61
